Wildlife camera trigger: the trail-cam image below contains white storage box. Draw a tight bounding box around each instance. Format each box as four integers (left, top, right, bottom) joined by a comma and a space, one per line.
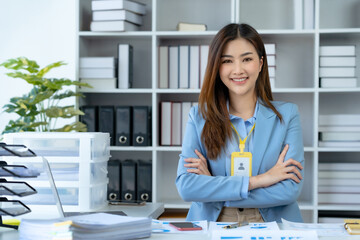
3, 132, 110, 160
2, 132, 111, 212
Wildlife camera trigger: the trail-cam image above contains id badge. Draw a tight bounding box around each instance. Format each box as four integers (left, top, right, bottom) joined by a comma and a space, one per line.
230, 152, 252, 177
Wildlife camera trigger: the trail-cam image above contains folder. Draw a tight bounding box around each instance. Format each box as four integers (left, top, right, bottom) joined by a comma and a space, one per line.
136, 160, 152, 202
107, 160, 121, 201
115, 106, 132, 146
80, 106, 97, 132
118, 44, 133, 89
161, 102, 171, 146
120, 159, 136, 202
98, 106, 115, 145
132, 106, 151, 146
344, 219, 360, 235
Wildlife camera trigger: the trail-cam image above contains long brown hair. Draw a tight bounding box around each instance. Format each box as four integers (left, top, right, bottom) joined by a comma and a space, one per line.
198, 23, 282, 160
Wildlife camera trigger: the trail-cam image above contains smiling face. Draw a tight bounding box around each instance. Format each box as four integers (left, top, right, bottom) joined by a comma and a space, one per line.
219, 37, 263, 100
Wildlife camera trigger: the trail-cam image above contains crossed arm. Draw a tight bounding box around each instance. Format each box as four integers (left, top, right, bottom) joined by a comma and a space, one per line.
176, 105, 304, 206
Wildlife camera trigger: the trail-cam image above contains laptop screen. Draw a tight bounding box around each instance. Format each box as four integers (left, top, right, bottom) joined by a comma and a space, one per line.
42, 157, 65, 218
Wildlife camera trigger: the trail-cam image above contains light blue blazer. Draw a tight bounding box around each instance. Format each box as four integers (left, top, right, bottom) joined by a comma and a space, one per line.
175, 101, 304, 223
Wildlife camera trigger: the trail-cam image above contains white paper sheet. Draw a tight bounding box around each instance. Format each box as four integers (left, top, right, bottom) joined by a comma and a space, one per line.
211, 229, 318, 240
282, 218, 349, 237
209, 221, 279, 231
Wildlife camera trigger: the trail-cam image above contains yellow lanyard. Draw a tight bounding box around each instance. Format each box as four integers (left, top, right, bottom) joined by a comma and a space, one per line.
230, 122, 256, 153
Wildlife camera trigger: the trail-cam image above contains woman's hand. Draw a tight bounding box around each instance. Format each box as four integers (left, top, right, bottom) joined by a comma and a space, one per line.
249, 144, 303, 190
184, 149, 212, 176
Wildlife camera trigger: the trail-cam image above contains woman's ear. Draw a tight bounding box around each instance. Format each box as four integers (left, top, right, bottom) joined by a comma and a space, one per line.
259, 56, 264, 72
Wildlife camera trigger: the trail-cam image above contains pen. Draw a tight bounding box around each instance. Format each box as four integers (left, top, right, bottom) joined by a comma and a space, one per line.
222, 221, 249, 229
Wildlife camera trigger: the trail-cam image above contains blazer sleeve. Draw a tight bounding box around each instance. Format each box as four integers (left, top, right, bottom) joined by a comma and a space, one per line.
227, 104, 305, 208
175, 107, 249, 202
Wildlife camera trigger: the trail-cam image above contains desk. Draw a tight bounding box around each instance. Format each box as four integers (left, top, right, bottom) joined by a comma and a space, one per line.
1, 228, 360, 240
0, 202, 164, 240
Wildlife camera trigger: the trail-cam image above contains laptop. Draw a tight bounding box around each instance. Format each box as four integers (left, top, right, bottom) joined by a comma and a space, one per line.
42, 157, 126, 218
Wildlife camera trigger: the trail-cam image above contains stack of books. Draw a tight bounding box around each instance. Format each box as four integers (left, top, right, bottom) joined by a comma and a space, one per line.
318, 162, 360, 205
80, 57, 117, 90
18, 213, 152, 240
90, 0, 146, 32
318, 114, 360, 148
160, 101, 198, 146
265, 43, 276, 88
158, 45, 209, 89
80, 44, 133, 90
319, 45, 357, 88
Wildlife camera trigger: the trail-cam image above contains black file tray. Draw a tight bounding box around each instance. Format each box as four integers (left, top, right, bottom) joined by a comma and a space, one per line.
0, 142, 39, 229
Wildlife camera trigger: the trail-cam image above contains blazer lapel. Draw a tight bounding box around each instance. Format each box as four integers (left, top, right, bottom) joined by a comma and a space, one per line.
252, 103, 276, 175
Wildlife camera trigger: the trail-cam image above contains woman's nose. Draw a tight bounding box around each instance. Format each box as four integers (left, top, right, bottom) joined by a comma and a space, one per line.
233, 61, 243, 75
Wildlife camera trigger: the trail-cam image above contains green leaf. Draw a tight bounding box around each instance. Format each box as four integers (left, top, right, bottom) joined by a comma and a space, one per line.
37, 61, 66, 77
6, 72, 44, 85
0, 57, 39, 73
51, 121, 87, 132
29, 89, 55, 105
52, 90, 84, 100
45, 105, 84, 119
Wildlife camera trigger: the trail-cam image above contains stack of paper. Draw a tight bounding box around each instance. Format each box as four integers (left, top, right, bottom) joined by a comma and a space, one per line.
80, 57, 117, 90
318, 114, 360, 148
18, 213, 151, 240
318, 162, 360, 204
90, 0, 146, 32
319, 45, 357, 88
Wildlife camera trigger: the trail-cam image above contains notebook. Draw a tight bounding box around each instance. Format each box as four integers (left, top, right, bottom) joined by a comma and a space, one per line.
42, 157, 126, 218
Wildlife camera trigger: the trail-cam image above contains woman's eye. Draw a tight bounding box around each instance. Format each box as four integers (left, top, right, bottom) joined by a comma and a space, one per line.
222, 59, 232, 63
243, 58, 253, 62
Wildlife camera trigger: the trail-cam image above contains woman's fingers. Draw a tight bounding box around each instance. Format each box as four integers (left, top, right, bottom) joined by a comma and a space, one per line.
277, 144, 289, 163
284, 158, 303, 170
195, 149, 206, 162
287, 173, 301, 183
285, 166, 303, 180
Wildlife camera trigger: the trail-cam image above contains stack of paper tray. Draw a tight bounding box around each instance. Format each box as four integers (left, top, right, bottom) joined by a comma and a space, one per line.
3, 132, 111, 216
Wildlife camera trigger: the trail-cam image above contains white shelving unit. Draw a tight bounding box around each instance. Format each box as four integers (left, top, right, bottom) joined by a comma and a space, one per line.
76, 0, 360, 223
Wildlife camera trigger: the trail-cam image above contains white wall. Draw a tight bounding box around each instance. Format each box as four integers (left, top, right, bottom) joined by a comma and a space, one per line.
0, 0, 76, 134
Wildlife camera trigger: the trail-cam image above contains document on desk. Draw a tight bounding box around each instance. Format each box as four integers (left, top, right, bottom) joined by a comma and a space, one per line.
211, 230, 318, 240
152, 219, 208, 234
19, 213, 151, 240
282, 218, 349, 237
209, 221, 279, 231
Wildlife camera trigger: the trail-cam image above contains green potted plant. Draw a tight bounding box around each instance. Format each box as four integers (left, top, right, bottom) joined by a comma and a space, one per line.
0, 57, 91, 133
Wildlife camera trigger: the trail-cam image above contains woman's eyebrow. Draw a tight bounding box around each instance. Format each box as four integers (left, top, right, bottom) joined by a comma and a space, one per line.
221, 52, 253, 58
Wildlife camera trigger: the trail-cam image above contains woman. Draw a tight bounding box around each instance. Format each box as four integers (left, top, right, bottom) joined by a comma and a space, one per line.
176, 23, 304, 223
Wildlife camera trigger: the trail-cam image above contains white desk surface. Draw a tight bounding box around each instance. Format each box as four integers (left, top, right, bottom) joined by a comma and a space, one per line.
1, 225, 360, 240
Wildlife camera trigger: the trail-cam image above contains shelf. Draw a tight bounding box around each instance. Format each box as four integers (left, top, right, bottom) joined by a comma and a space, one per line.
156, 89, 200, 94
109, 146, 154, 151
317, 204, 360, 211
79, 31, 153, 38
76, 0, 360, 223
162, 199, 191, 209
272, 88, 315, 93
155, 146, 182, 152
258, 29, 316, 35
318, 147, 360, 152
319, 28, 360, 34
298, 202, 315, 210
318, 88, 360, 93
79, 88, 153, 94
